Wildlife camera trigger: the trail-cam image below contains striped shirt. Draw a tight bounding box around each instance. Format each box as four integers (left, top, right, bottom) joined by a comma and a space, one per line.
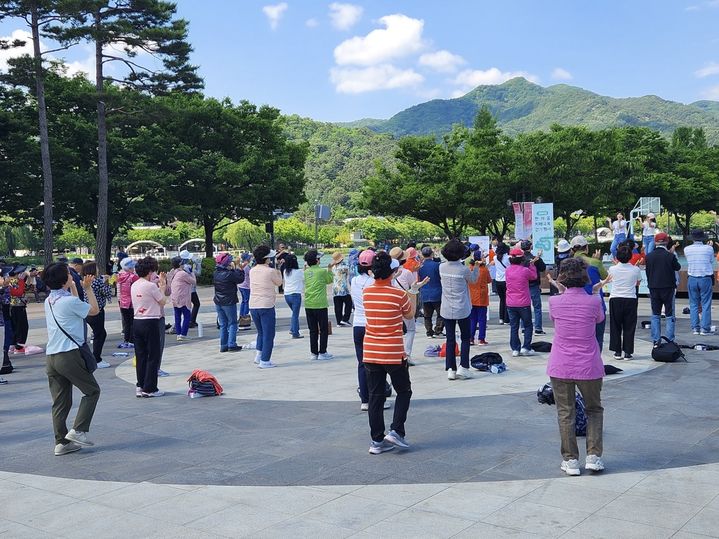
684, 242, 715, 277
362, 278, 412, 365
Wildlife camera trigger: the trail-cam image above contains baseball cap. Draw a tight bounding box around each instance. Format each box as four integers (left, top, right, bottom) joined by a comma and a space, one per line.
556, 239, 571, 253
520, 240, 532, 251
421, 246, 433, 257
509, 247, 524, 257
120, 258, 136, 270
358, 250, 376, 267
570, 235, 588, 248
116, 251, 128, 261
654, 232, 670, 243
70, 257, 84, 265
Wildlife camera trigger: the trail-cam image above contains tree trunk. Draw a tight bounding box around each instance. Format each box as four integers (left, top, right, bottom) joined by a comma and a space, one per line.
31, 4, 54, 268
593, 214, 599, 245
203, 216, 215, 258
93, 10, 109, 273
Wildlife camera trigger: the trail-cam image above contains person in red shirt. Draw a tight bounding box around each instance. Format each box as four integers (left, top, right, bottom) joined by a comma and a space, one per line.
8, 267, 29, 352
363, 252, 427, 454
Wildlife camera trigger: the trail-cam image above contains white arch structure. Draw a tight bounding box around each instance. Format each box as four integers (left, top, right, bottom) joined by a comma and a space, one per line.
178, 238, 218, 254
126, 240, 166, 256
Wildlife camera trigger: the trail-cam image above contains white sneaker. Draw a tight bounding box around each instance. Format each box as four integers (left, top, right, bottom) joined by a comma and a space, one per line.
511, 350, 519, 357
254, 351, 262, 365
66, 429, 94, 447
135, 387, 142, 398
520, 348, 535, 356
585, 455, 605, 472
0, 377, 7, 384
318, 352, 333, 360
96, 360, 111, 369
310, 354, 319, 361
499, 320, 505, 325
258, 361, 277, 369
141, 390, 165, 398
456, 366, 473, 380
561, 459, 581, 476
700, 330, 716, 336
447, 370, 456, 380
361, 403, 369, 411
54, 441, 82, 456
693, 330, 701, 335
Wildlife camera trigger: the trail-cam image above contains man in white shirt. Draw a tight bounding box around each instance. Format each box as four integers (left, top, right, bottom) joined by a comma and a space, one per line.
684, 229, 716, 335
608, 245, 642, 359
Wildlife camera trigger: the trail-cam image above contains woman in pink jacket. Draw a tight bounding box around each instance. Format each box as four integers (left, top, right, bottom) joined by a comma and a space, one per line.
117, 258, 139, 348
547, 257, 606, 477
168, 257, 196, 341
504, 246, 538, 357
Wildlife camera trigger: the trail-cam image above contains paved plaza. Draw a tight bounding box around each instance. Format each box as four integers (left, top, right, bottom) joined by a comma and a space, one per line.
1, 288, 719, 538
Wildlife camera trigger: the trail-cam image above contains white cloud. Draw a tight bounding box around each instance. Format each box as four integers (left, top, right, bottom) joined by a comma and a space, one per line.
0, 29, 37, 71
551, 67, 573, 81
330, 64, 424, 94
695, 62, 719, 78
450, 89, 467, 98
262, 3, 288, 30
334, 14, 425, 66
701, 84, 719, 99
305, 18, 319, 28
418, 50, 465, 73
328, 3, 363, 30
453, 67, 539, 90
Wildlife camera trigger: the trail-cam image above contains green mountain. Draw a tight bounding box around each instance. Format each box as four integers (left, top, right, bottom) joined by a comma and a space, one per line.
367, 78, 719, 143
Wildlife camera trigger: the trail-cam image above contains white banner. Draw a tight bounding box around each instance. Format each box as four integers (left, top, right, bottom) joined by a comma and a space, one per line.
468, 236, 490, 257
531, 203, 555, 265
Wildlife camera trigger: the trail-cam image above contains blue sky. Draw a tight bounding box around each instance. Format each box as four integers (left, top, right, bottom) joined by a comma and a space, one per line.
2, 0, 719, 121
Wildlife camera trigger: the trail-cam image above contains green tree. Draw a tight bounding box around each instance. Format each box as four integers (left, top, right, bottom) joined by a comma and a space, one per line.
52, 0, 203, 272
273, 217, 313, 245
145, 95, 307, 257
223, 219, 267, 251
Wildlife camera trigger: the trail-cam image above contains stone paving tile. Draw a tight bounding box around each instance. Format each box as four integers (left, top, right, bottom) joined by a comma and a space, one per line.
451, 521, 548, 538
351, 482, 452, 507
252, 516, 357, 539
628, 474, 719, 506
519, 480, 620, 513
184, 503, 293, 538
298, 493, 407, 531
361, 507, 476, 538
131, 490, 239, 526
413, 488, 513, 519
680, 506, 719, 537
0, 519, 55, 538
596, 494, 702, 530
562, 514, 674, 539
480, 500, 592, 536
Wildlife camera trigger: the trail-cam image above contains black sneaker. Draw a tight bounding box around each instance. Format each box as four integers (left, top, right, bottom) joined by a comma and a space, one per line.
623, 354, 633, 360
227, 346, 242, 352
534, 330, 546, 335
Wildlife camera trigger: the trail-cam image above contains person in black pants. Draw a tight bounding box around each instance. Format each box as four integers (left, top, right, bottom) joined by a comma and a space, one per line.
493, 240, 510, 324
644, 233, 680, 344
82, 262, 114, 369
607, 246, 641, 360
131, 257, 168, 398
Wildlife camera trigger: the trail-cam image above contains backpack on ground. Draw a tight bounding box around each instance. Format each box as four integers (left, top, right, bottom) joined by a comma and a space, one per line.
470, 352, 503, 371
424, 344, 441, 357
439, 342, 459, 358
651, 337, 686, 363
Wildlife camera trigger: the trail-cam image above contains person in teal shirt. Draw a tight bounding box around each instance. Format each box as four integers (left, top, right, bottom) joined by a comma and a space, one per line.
303, 250, 336, 360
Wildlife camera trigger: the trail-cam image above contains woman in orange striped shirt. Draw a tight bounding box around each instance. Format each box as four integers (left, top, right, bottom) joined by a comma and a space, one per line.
363, 251, 428, 454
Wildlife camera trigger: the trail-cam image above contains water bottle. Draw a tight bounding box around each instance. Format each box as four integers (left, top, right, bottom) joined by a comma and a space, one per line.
197, 321, 204, 338
491, 363, 507, 374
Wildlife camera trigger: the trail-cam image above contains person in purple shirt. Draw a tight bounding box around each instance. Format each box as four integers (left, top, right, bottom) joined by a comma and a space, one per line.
547, 257, 606, 477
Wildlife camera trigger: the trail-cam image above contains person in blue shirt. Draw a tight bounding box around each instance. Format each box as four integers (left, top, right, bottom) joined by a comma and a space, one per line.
42, 262, 101, 456
417, 246, 444, 337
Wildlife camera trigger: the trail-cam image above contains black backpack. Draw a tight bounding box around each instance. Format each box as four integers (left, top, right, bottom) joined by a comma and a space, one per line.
470, 352, 503, 371
651, 337, 686, 363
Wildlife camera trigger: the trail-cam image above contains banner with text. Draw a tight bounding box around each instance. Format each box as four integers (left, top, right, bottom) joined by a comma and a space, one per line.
531, 203, 555, 265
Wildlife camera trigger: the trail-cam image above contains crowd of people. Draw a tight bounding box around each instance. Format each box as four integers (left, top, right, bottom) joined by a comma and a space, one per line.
1, 215, 717, 474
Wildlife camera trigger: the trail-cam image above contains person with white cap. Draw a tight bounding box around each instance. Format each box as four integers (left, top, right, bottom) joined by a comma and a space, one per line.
249, 245, 283, 368
179, 249, 201, 328
549, 239, 573, 296
330, 251, 353, 327
637, 213, 657, 255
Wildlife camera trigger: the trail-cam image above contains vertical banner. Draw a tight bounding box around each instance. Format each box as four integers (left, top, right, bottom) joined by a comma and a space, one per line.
522, 202, 533, 240
512, 202, 524, 241
531, 203, 555, 265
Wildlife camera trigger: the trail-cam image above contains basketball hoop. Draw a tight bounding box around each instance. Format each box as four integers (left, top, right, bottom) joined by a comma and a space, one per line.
629, 197, 661, 236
